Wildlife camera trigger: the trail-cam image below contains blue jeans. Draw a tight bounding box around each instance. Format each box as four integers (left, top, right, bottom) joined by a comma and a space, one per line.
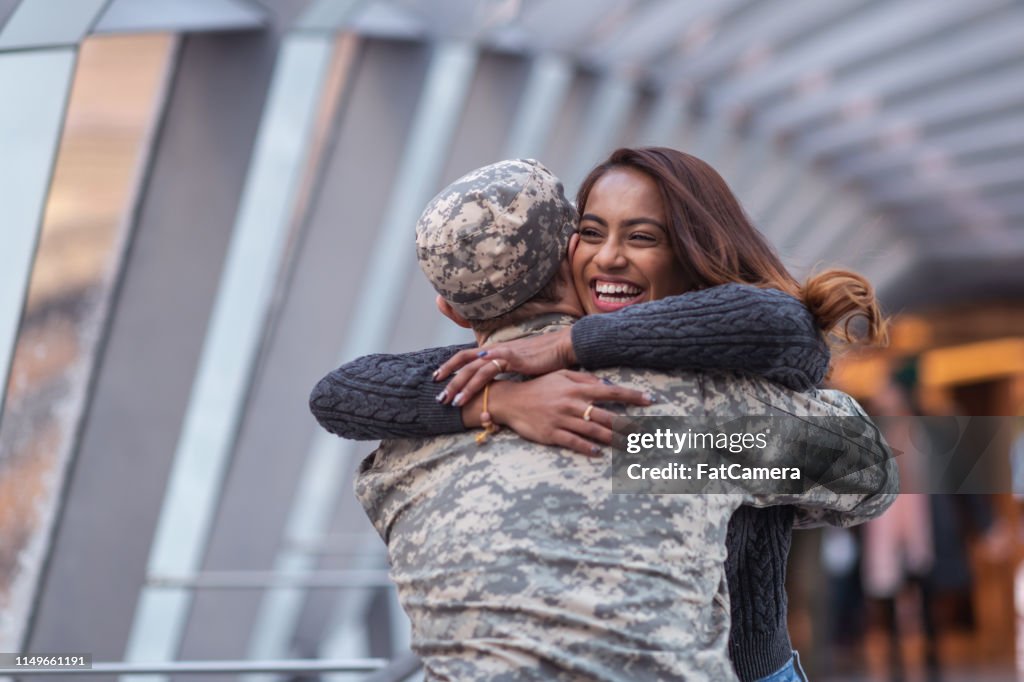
756, 651, 808, 682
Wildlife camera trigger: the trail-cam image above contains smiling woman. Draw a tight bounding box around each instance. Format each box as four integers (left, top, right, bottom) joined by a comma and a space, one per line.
574, 166, 691, 313
573, 147, 886, 346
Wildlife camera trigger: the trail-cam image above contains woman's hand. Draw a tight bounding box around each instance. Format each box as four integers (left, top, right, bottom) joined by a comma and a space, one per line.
480, 370, 652, 456
434, 328, 577, 406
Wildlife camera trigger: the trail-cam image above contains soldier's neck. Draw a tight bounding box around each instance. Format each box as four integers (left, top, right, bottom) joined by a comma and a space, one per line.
476, 308, 579, 346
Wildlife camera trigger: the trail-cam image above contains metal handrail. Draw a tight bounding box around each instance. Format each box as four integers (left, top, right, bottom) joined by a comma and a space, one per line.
360, 653, 423, 682
148, 570, 393, 589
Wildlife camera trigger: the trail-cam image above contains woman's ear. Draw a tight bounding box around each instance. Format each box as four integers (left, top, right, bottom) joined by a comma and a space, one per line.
436, 295, 472, 329
568, 232, 580, 260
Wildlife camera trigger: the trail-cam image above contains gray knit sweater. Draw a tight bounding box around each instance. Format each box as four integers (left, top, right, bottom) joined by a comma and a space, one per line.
310, 283, 828, 682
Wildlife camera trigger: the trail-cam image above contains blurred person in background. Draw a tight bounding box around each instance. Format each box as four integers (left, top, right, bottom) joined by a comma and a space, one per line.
861, 378, 939, 682
1013, 401, 1024, 678
820, 524, 867, 675
917, 382, 1006, 677
312, 148, 891, 681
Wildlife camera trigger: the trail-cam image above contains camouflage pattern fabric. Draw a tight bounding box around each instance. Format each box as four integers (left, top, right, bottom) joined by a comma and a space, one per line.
355, 318, 896, 681
415, 159, 576, 320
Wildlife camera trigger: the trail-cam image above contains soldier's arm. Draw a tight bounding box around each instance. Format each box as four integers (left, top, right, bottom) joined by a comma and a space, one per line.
309, 284, 829, 441
747, 395, 899, 528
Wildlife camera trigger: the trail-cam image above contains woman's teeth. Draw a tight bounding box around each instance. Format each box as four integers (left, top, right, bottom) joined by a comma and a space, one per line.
595, 282, 642, 301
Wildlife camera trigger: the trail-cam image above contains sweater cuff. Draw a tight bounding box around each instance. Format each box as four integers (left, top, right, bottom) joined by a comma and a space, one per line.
416, 378, 467, 435
729, 628, 793, 682
571, 315, 614, 369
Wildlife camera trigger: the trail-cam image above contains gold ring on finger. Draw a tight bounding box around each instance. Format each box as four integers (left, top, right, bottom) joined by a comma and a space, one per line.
582, 404, 595, 422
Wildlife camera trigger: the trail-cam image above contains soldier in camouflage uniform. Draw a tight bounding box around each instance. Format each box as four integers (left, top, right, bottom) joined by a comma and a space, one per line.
354, 159, 897, 680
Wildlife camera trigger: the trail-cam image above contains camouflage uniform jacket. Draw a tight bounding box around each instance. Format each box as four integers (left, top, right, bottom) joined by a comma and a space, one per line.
355, 315, 896, 681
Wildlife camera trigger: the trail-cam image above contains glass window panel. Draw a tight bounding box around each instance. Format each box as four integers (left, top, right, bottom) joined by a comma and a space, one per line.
0, 0, 107, 50
0, 0, 21, 34
93, 0, 265, 35
0, 33, 174, 651
0, 49, 74, 409
295, 0, 363, 31
122, 34, 337, 678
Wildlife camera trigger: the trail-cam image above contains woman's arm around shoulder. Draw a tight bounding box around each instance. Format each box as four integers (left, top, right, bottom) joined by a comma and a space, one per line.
571, 283, 829, 391
309, 343, 472, 440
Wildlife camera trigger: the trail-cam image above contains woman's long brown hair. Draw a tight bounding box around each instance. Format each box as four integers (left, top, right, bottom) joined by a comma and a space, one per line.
576, 147, 887, 348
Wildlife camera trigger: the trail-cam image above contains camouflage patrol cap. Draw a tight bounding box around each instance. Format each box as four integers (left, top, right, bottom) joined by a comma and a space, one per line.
415, 159, 577, 320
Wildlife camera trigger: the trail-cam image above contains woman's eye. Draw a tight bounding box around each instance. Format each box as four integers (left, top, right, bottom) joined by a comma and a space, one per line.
629, 232, 657, 243
578, 226, 603, 239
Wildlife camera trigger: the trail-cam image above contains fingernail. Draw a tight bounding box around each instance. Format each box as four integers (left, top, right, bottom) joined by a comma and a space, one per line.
476, 350, 488, 357
432, 369, 440, 380
590, 445, 601, 456
436, 389, 447, 402
644, 393, 656, 403
452, 392, 465, 407
601, 378, 614, 386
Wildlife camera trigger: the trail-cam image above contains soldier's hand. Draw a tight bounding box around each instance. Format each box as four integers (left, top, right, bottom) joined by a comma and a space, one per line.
434, 328, 577, 407
485, 370, 652, 456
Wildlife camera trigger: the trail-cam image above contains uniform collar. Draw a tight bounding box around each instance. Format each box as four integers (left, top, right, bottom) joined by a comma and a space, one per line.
480, 313, 577, 346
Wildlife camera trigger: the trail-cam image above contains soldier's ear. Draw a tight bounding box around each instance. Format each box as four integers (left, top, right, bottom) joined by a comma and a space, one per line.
436, 296, 472, 328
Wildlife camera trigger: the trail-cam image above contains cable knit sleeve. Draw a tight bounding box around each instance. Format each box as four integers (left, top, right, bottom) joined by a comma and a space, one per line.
310, 285, 828, 441
571, 283, 829, 391
309, 343, 472, 440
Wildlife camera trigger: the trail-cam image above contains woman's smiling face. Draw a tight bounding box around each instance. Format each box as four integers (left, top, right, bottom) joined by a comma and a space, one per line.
572, 167, 690, 315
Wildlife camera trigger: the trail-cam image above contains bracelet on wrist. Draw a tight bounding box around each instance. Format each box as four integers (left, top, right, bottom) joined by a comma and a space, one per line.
475, 382, 500, 445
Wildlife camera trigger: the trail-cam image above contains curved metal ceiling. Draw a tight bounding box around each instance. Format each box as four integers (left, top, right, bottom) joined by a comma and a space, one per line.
353, 0, 1024, 308
5, 0, 1018, 308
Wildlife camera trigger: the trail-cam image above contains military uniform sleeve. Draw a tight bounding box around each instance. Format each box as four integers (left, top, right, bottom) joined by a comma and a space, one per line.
747, 395, 899, 528
572, 283, 829, 391
309, 344, 472, 440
